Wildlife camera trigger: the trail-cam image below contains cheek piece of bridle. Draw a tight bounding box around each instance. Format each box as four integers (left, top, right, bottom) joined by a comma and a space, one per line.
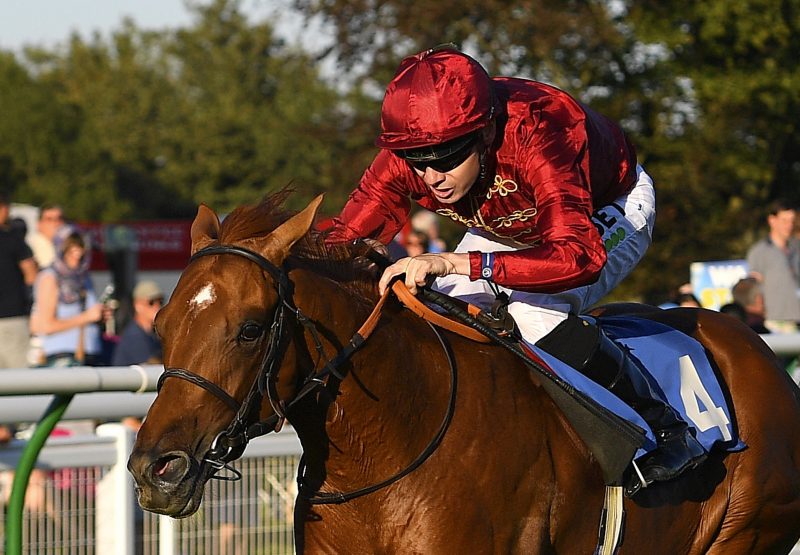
157, 244, 328, 480
156, 244, 458, 505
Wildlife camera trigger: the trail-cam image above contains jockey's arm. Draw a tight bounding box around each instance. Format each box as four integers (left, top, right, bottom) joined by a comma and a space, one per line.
378, 178, 608, 296
325, 151, 412, 246
476, 133, 608, 293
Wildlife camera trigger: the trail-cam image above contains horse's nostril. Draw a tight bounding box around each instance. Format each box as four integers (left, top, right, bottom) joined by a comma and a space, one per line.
151, 453, 190, 484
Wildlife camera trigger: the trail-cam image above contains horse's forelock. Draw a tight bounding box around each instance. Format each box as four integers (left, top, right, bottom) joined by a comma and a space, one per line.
217, 191, 291, 244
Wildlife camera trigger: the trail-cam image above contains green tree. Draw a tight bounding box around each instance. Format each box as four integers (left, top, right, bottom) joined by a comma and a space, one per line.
2, 0, 374, 220
623, 0, 800, 300
0, 51, 119, 219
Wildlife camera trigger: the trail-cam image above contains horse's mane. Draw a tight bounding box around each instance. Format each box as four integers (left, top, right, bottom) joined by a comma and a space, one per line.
216, 189, 380, 301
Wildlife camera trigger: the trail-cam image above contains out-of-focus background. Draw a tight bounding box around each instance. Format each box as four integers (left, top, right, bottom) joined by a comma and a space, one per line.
2, 0, 798, 305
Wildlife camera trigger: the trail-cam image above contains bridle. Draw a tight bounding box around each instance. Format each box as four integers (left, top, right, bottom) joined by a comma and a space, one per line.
157, 245, 301, 479
156, 243, 457, 503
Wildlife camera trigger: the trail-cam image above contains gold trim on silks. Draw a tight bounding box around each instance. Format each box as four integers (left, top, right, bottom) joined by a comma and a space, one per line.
486, 176, 519, 199
436, 208, 489, 231
492, 208, 538, 228
435, 175, 540, 244
435, 206, 542, 243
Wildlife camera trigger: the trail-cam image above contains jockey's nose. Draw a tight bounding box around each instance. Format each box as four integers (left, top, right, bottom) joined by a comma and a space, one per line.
421, 167, 446, 187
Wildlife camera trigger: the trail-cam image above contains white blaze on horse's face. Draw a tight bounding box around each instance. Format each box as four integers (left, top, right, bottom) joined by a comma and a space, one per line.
189, 283, 216, 314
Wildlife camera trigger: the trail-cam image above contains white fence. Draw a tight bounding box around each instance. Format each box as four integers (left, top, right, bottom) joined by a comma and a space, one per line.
761, 333, 800, 357
0, 365, 303, 555
0, 424, 302, 555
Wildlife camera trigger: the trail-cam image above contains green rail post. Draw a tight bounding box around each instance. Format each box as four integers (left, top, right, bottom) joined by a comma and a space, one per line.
5, 393, 75, 555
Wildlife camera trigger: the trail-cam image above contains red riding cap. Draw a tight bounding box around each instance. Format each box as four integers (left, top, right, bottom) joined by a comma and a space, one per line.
375, 46, 495, 151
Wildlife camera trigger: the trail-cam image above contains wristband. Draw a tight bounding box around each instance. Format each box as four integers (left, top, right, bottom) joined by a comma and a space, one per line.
480, 252, 495, 280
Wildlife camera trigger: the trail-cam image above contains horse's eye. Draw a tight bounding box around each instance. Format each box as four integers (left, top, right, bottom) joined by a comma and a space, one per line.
239, 322, 264, 342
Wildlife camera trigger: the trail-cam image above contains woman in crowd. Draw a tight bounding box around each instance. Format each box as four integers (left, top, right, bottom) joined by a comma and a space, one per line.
30, 226, 103, 367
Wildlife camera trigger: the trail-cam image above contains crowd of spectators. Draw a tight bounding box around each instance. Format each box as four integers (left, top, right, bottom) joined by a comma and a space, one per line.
1, 194, 164, 372
1, 192, 164, 440
1, 192, 167, 514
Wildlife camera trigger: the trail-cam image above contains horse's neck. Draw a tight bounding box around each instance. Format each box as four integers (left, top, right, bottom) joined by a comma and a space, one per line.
289, 270, 439, 489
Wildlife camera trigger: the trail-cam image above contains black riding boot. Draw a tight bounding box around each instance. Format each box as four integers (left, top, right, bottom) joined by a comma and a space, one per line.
536, 315, 707, 496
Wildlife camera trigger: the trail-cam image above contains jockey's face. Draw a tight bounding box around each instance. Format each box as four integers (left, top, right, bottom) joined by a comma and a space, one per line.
412, 147, 480, 204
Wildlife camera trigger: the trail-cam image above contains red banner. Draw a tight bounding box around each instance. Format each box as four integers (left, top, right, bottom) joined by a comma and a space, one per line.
79, 221, 193, 271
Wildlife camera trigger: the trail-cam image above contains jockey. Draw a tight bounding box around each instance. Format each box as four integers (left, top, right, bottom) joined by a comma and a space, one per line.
325, 45, 705, 494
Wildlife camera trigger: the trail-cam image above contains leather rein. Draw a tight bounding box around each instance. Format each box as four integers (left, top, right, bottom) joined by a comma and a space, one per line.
157, 244, 458, 504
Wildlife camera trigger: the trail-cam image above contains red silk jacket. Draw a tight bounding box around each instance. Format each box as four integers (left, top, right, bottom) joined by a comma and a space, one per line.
327, 78, 638, 293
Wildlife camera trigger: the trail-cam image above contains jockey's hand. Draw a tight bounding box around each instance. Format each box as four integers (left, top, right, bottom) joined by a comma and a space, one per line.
378, 252, 470, 296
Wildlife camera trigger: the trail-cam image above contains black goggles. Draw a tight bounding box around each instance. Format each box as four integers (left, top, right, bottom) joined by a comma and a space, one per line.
399, 134, 478, 173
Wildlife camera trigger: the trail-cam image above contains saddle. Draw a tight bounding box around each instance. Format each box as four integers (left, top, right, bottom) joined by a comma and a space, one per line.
358, 246, 742, 486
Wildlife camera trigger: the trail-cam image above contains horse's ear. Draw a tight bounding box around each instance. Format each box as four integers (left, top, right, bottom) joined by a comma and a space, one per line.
262, 194, 324, 263
190, 204, 221, 254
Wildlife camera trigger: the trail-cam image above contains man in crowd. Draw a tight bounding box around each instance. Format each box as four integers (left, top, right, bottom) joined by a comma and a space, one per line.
111, 280, 163, 366
730, 277, 770, 334
746, 200, 800, 333
0, 192, 37, 368
28, 204, 64, 269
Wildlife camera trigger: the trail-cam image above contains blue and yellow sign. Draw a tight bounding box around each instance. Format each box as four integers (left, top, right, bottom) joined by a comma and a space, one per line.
690, 260, 749, 310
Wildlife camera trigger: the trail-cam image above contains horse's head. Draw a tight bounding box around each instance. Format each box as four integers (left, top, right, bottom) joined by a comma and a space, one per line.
128, 194, 323, 517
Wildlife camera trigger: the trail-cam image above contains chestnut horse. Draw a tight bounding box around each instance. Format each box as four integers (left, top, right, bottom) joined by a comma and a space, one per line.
129, 193, 800, 554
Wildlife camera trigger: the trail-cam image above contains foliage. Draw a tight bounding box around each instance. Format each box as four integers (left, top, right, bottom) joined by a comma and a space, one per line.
0, 0, 798, 301
1, 0, 374, 221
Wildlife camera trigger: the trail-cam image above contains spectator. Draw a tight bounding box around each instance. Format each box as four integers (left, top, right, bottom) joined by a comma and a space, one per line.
30, 226, 103, 367
404, 229, 430, 258
411, 210, 447, 253
674, 292, 701, 308
719, 302, 748, 324
0, 192, 37, 368
386, 235, 409, 261
27, 204, 65, 366
746, 199, 800, 333
28, 204, 64, 269
112, 280, 163, 366
731, 277, 770, 334
660, 285, 701, 309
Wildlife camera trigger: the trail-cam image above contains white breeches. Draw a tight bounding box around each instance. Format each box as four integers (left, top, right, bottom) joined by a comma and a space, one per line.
433, 165, 656, 344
